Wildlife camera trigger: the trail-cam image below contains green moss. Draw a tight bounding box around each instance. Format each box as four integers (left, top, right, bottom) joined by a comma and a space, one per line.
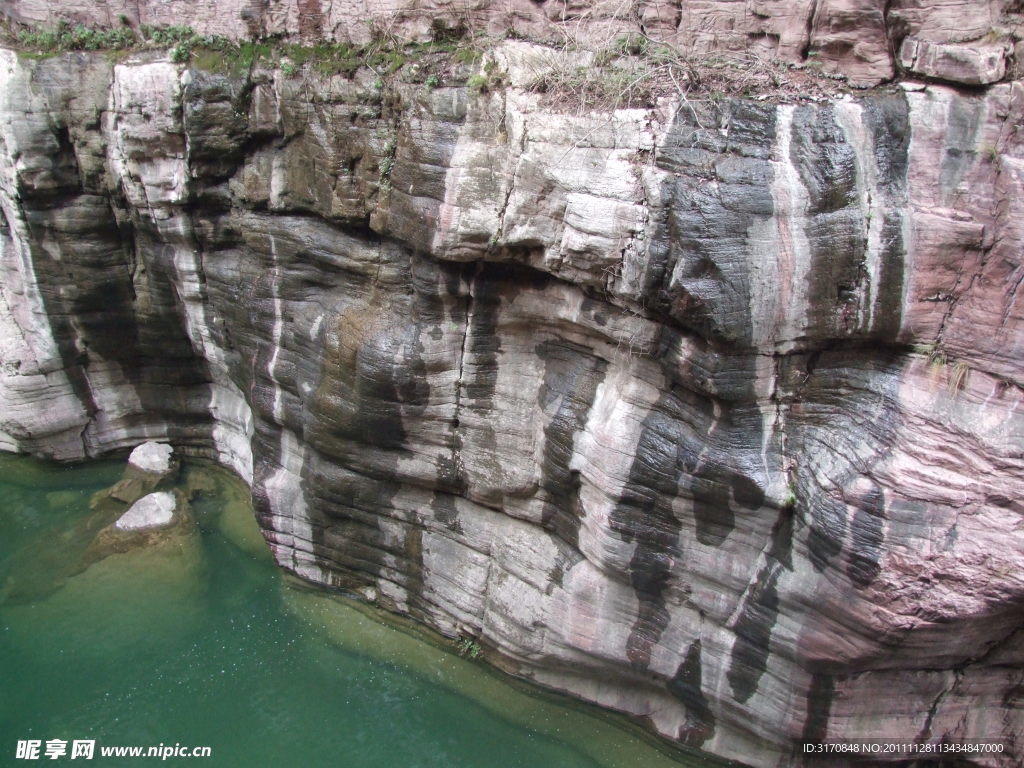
466, 73, 488, 92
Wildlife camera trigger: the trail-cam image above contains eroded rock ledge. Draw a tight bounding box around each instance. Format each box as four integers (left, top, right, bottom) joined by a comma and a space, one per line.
0, 41, 1022, 767
3, 0, 1023, 87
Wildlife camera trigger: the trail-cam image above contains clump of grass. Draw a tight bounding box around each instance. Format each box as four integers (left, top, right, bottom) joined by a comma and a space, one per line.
140, 25, 195, 46
949, 360, 970, 394
454, 47, 482, 65
526, 27, 847, 112
16, 21, 136, 54
456, 637, 482, 659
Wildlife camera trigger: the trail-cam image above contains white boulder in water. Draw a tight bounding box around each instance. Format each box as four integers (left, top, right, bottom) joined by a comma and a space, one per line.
128, 442, 175, 475
115, 491, 177, 531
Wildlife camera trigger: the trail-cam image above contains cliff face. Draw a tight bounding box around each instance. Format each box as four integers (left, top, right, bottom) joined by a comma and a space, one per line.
1, 33, 1024, 768
2, 0, 1019, 86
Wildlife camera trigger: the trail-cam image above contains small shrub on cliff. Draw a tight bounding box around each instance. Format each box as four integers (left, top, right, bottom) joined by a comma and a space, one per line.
15, 21, 135, 54
141, 25, 195, 46
456, 637, 482, 659
169, 42, 191, 64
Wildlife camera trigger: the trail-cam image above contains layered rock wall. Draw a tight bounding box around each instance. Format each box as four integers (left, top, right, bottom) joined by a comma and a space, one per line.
2, 0, 1020, 86
1, 40, 1023, 767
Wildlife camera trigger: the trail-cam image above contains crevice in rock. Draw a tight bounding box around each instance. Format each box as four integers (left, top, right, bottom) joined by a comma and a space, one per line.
801, 0, 821, 61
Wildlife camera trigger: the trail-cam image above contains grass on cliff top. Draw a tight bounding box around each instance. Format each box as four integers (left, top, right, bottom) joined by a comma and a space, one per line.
524, 32, 851, 111
1, 18, 849, 106
1, 19, 483, 84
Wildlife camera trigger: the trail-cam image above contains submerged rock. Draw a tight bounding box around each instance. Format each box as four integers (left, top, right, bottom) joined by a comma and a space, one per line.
91, 442, 179, 510
87, 489, 193, 563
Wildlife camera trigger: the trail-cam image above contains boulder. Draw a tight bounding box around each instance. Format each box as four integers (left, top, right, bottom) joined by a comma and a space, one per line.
91, 442, 179, 511
128, 441, 175, 476
114, 491, 178, 531
899, 38, 1008, 86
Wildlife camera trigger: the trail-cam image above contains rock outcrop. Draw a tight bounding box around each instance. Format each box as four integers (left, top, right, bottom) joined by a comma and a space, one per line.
115, 490, 178, 530
0, 30, 1023, 768
2, 0, 1020, 87
90, 441, 181, 508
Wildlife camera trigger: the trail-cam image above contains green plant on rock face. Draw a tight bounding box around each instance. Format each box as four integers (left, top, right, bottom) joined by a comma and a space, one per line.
170, 42, 191, 64
466, 73, 488, 92
16, 21, 136, 53
141, 24, 195, 46
782, 483, 797, 510
281, 60, 298, 77
456, 637, 482, 659
454, 46, 482, 65
425, 74, 440, 89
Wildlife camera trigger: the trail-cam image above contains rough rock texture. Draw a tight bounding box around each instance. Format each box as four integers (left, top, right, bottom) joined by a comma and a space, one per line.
900, 38, 1010, 86
128, 440, 175, 474
1, 41, 1023, 768
91, 441, 181, 508
115, 490, 177, 530
2, 0, 1020, 86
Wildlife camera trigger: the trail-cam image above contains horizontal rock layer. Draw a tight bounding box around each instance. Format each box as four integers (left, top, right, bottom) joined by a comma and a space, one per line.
2, 0, 1021, 86
0, 45, 1023, 767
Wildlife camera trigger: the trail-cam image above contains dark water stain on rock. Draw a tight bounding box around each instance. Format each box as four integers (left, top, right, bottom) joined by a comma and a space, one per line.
860, 92, 910, 341
860, 91, 910, 199
463, 265, 504, 410
726, 499, 794, 703
17, 183, 214, 450
789, 105, 866, 340
668, 639, 716, 748
651, 100, 776, 346
299, 251, 436, 606
609, 397, 685, 670
801, 673, 836, 744
846, 481, 886, 587
536, 339, 608, 551
806, 494, 848, 573
727, 563, 780, 703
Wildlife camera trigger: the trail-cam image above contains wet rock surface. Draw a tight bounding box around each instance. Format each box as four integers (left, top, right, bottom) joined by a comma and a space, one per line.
0, 40, 1022, 768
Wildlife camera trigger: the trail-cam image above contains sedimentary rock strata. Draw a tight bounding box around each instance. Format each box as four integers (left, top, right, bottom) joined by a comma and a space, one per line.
0, 32, 1022, 768
2, 0, 1019, 86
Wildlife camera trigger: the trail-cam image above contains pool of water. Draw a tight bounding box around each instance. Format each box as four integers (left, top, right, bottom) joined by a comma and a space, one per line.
0, 453, 728, 767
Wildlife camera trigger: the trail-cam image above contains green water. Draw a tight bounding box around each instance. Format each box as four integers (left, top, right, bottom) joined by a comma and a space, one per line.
0, 454, 723, 768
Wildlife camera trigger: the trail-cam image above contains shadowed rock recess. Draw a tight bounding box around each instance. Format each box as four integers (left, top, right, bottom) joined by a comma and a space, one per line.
1, 18, 1024, 768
